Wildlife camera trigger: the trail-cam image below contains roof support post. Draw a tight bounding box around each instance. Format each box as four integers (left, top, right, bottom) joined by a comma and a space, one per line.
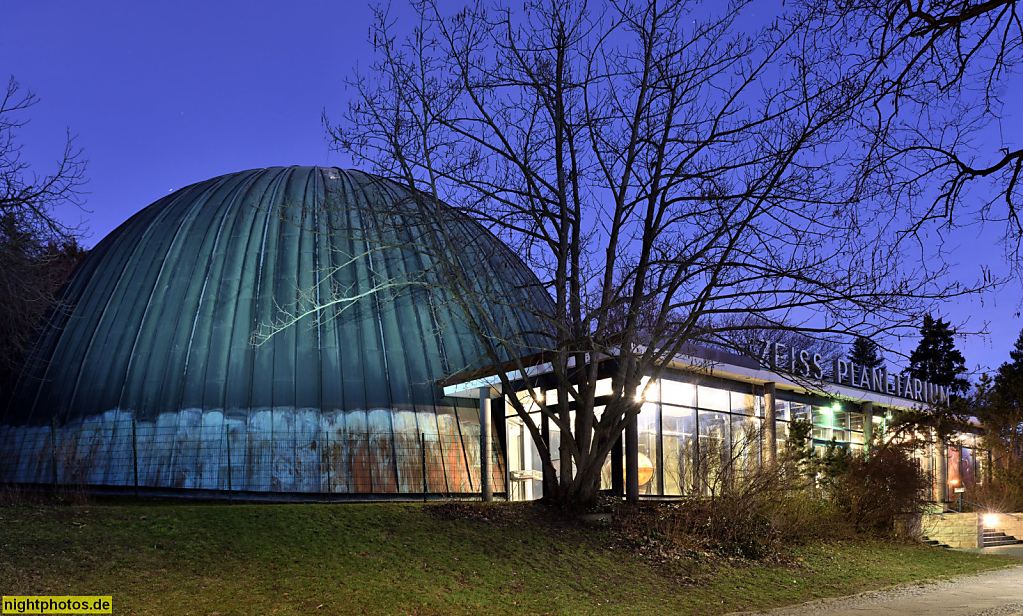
934, 436, 948, 504
860, 401, 873, 457
625, 408, 639, 503
611, 434, 623, 497
763, 383, 777, 467
480, 388, 493, 502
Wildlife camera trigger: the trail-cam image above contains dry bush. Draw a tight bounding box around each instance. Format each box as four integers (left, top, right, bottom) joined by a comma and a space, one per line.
0, 482, 90, 506
657, 493, 779, 559
762, 491, 852, 544
611, 477, 850, 561
969, 465, 1023, 513
613, 445, 852, 560
832, 445, 929, 532
610, 422, 912, 561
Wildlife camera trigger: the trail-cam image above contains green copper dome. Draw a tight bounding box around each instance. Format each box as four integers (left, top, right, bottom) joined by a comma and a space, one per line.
1, 166, 551, 495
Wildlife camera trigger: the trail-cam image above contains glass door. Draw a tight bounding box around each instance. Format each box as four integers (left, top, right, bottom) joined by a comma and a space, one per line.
506, 415, 543, 501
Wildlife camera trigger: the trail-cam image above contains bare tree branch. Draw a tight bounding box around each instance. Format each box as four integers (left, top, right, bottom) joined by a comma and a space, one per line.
316, 0, 988, 508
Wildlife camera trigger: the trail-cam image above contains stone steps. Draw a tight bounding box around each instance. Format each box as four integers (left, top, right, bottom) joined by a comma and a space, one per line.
983, 530, 1023, 547
921, 536, 951, 548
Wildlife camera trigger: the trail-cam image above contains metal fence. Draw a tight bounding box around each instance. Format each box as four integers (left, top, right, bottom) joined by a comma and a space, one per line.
0, 409, 505, 496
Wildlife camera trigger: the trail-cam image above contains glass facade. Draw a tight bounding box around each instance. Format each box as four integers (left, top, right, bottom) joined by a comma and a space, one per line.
508, 377, 773, 498
773, 399, 866, 458
501, 374, 957, 499
502, 374, 989, 503
948, 432, 988, 493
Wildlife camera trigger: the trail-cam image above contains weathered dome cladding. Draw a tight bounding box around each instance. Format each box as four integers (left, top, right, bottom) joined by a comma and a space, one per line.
0, 167, 552, 494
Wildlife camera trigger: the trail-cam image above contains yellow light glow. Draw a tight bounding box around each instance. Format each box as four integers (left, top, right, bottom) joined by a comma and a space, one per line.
983, 513, 999, 528
634, 376, 654, 402
638, 453, 654, 486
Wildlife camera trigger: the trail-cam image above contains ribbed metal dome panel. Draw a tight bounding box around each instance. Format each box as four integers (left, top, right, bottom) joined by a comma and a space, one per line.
0, 167, 551, 495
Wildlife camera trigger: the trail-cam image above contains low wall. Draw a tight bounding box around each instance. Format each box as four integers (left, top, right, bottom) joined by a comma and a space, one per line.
921, 512, 982, 548
982, 513, 1023, 541
922, 512, 1023, 547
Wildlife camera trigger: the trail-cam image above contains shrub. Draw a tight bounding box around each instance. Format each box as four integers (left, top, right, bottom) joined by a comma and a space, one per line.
832, 445, 929, 532
970, 465, 1023, 513
613, 457, 853, 560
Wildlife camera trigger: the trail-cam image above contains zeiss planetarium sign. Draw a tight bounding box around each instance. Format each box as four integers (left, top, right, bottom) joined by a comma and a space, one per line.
755, 340, 950, 405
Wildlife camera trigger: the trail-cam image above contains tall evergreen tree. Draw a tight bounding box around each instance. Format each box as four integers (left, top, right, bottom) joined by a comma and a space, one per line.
906, 314, 970, 398
985, 329, 1023, 467
848, 336, 884, 370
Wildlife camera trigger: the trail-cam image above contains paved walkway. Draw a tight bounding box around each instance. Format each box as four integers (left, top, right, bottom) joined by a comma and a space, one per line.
960, 545, 1023, 558
732, 550, 1023, 616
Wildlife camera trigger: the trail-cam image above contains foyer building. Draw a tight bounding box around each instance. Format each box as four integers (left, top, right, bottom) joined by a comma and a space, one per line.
444, 344, 986, 504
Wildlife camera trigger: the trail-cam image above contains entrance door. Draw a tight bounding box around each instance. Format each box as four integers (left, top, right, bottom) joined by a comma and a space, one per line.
506, 416, 543, 501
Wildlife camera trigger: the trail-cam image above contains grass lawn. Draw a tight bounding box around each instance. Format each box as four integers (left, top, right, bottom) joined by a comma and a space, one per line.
0, 500, 1015, 615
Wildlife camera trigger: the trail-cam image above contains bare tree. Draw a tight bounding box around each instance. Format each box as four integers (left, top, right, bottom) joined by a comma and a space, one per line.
310, 0, 983, 509
799, 0, 1023, 264
0, 76, 87, 388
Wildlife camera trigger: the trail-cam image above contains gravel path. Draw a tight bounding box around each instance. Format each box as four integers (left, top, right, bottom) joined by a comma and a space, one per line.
730, 564, 1023, 616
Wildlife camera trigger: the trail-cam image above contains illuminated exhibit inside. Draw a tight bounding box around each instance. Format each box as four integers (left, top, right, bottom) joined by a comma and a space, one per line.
0, 166, 552, 496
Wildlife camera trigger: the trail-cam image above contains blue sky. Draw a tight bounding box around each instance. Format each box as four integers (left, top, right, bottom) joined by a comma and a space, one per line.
3, 0, 1020, 375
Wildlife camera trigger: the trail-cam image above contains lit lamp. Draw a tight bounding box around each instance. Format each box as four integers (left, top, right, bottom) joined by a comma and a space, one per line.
949, 478, 965, 512
622, 453, 655, 488
637, 453, 654, 487
983, 513, 1000, 528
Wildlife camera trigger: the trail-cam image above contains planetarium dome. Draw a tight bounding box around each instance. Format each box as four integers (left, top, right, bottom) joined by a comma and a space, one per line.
0, 166, 552, 496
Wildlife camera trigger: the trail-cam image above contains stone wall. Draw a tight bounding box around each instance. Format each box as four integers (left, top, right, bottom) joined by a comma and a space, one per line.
982, 513, 1023, 541
921, 512, 982, 548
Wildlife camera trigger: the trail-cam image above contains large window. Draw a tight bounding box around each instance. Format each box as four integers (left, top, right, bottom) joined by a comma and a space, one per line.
638, 402, 660, 494
775, 399, 866, 458
662, 404, 697, 496
653, 379, 766, 496
505, 377, 910, 502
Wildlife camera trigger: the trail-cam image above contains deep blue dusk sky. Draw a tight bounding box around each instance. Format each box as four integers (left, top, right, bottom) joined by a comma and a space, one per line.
3, 1, 1021, 376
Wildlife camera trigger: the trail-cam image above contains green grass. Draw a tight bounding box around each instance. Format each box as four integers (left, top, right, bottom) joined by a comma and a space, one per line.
0, 500, 1015, 615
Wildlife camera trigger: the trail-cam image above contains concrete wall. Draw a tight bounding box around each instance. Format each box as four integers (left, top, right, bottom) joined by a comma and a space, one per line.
922, 512, 982, 548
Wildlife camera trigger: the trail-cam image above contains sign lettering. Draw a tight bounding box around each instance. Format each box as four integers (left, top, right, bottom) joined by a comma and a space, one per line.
756, 340, 950, 405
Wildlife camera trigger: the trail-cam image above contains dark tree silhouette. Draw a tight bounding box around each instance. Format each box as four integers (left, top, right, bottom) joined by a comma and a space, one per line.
848, 336, 884, 370
977, 329, 1023, 468
906, 314, 970, 398
0, 76, 87, 390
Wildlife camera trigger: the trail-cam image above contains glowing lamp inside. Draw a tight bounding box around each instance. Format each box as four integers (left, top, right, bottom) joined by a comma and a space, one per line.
637, 453, 654, 486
